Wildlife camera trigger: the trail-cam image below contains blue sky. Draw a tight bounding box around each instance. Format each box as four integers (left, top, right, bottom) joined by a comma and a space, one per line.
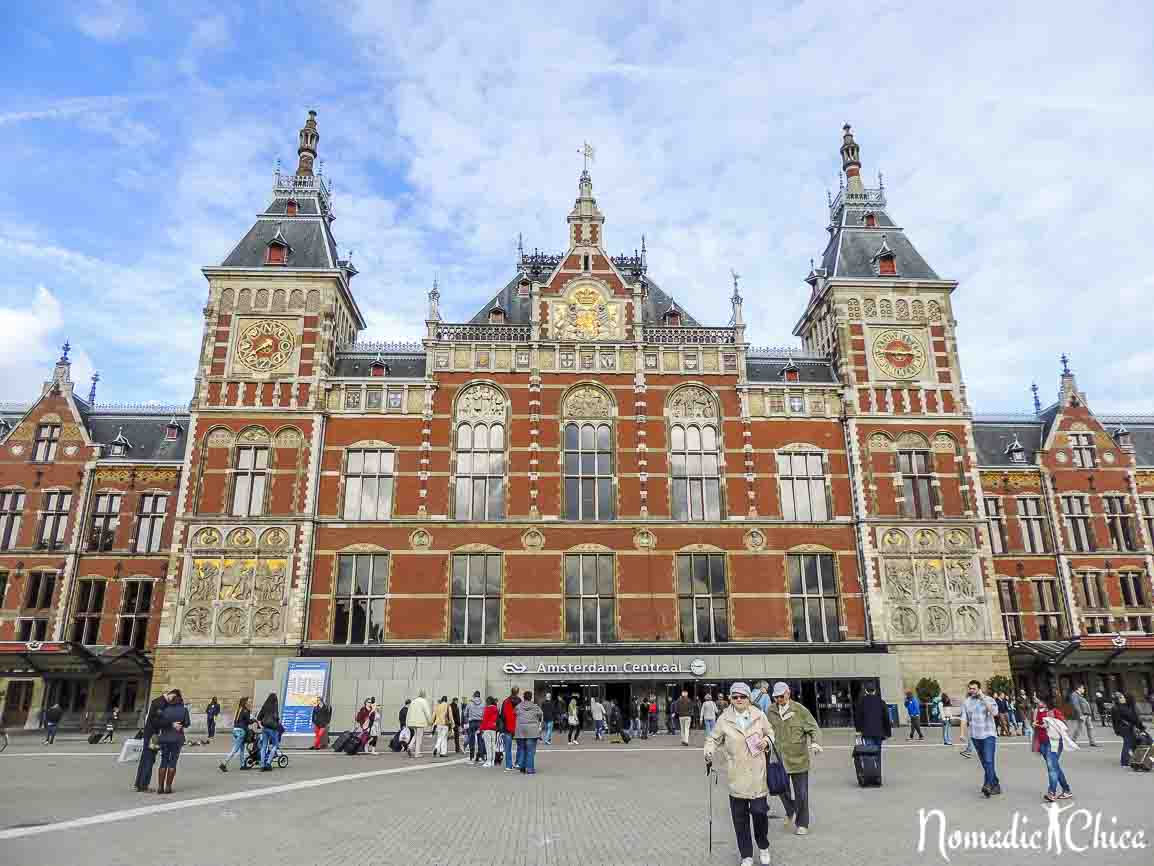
2, 1, 1153, 412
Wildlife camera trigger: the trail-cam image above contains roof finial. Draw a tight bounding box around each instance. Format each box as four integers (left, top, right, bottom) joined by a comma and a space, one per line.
88, 371, 100, 405
1060, 353, 1071, 376
296, 109, 319, 177
730, 268, 742, 303
841, 123, 864, 194
640, 234, 647, 267
517, 232, 524, 263
1031, 381, 1041, 415
877, 170, 884, 189
59, 340, 71, 363
579, 141, 595, 172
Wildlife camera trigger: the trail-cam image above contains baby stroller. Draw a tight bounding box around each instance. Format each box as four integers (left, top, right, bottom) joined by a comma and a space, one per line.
242, 728, 289, 769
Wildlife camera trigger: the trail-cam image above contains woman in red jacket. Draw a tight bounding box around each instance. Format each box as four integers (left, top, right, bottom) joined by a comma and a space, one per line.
1033, 693, 1073, 802
480, 697, 500, 768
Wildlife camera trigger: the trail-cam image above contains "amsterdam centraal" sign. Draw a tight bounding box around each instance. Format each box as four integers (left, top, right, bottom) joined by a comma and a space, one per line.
501, 658, 707, 676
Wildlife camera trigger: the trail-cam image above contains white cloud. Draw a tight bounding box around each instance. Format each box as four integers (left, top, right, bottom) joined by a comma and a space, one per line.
0, 286, 66, 400
74, 0, 142, 41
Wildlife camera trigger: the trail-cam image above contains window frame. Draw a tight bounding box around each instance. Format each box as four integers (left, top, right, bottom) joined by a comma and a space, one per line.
449, 553, 502, 645
32, 423, 60, 462
997, 578, 1023, 642
786, 553, 843, 642
676, 553, 729, 644
1017, 496, 1049, 554
777, 450, 830, 522
116, 579, 153, 650
452, 422, 507, 521
1142, 497, 1154, 550
1075, 570, 1107, 610
37, 490, 72, 550
898, 449, 936, 519
231, 445, 269, 517
134, 493, 168, 553
564, 553, 616, 644
1120, 571, 1148, 609
670, 422, 723, 521
70, 578, 106, 644
563, 421, 615, 521
984, 496, 1007, 554
332, 552, 390, 644
1030, 578, 1065, 640
1103, 495, 1137, 552
341, 449, 396, 521
0, 489, 25, 550
1069, 432, 1096, 468
87, 492, 122, 552
1061, 495, 1095, 552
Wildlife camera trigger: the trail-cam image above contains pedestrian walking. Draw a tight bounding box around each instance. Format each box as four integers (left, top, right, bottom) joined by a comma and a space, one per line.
1112, 693, 1147, 769
607, 699, 623, 743
1014, 690, 1032, 736
480, 697, 499, 767
700, 692, 718, 739
764, 682, 822, 836
310, 697, 332, 750
676, 689, 694, 745
465, 690, 485, 762
1033, 693, 1076, 802
648, 694, 659, 736
566, 694, 581, 745
355, 698, 378, 755
450, 697, 462, 754
750, 681, 771, 715
134, 691, 170, 791
854, 683, 892, 753
205, 696, 220, 740
500, 687, 522, 767
1094, 690, 1108, 727
591, 696, 606, 740
101, 707, 119, 743
540, 691, 556, 744
704, 681, 775, 866
219, 696, 251, 772
904, 691, 924, 740
256, 693, 283, 771
155, 689, 190, 795
515, 690, 543, 774
1067, 685, 1098, 747
43, 702, 63, 744
961, 679, 1001, 797
939, 693, 955, 745
406, 690, 433, 758
398, 698, 410, 738
432, 695, 452, 757
995, 692, 1012, 736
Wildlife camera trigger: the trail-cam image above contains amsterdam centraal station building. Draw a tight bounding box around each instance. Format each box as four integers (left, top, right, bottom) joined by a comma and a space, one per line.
1, 114, 1152, 732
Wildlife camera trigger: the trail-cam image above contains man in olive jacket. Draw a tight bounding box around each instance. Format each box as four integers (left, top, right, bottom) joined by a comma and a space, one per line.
764, 682, 822, 836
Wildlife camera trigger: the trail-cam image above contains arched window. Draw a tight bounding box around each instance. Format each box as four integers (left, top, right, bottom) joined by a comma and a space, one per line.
454, 422, 506, 520
564, 422, 613, 520
671, 423, 722, 520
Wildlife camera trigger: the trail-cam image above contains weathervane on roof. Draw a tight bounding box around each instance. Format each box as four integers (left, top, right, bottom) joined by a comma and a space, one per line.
579, 141, 595, 172
730, 269, 742, 302
1031, 382, 1041, 415
1060, 353, 1071, 376
89, 371, 100, 405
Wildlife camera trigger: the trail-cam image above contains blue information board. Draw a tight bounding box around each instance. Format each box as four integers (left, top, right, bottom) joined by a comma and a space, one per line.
282, 660, 330, 734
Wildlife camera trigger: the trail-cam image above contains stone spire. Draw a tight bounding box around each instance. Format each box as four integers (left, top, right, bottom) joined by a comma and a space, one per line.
88, 371, 100, 405
1057, 354, 1086, 408
296, 110, 319, 177
729, 268, 744, 327
45, 340, 73, 394
427, 275, 441, 322
568, 163, 605, 249
841, 124, 864, 194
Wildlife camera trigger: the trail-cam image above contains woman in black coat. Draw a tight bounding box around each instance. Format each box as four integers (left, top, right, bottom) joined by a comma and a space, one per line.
1112, 693, 1147, 768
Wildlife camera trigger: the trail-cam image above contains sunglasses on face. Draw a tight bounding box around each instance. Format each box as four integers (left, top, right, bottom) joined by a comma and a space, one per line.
730, 695, 748, 701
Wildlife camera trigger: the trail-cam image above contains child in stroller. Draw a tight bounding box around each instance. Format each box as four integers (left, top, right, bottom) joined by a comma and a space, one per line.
241, 726, 289, 769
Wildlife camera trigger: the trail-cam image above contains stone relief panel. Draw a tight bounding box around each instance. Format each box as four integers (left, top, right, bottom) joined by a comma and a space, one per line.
563, 385, 613, 419
668, 385, 718, 419
455, 384, 507, 423
549, 282, 623, 341
876, 525, 986, 640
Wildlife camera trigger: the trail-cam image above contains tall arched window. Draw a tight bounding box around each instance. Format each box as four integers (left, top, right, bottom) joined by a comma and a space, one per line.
452, 384, 507, 520
668, 385, 723, 521
561, 385, 615, 521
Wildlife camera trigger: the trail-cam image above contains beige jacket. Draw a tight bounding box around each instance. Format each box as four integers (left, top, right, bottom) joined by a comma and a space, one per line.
703, 705, 775, 799
407, 696, 433, 727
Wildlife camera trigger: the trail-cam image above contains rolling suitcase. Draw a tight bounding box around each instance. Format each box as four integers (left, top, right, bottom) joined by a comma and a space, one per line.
88, 731, 102, 745
331, 730, 354, 753
621, 729, 632, 744
1130, 734, 1154, 772
343, 731, 366, 755
853, 740, 882, 787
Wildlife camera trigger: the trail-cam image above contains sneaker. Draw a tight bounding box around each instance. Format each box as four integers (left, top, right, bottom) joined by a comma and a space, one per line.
783, 817, 793, 829
981, 784, 990, 798
759, 848, 771, 864
219, 763, 228, 773
527, 768, 536, 775
740, 859, 754, 866
1044, 792, 1057, 802
1058, 792, 1073, 799
960, 750, 973, 758
795, 827, 808, 836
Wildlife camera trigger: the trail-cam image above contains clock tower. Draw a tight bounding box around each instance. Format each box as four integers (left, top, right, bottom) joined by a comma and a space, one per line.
794, 126, 1009, 691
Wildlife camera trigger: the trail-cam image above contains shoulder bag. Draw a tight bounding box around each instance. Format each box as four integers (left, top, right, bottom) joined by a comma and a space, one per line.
765, 736, 789, 796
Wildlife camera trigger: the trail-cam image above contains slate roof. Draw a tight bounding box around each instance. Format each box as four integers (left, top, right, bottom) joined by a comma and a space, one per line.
821, 206, 940, 281
333, 353, 427, 378
971, 422, 1044, 467
86, 413, 189, 462
746, 357, 838, 384
220, 215, 338, 270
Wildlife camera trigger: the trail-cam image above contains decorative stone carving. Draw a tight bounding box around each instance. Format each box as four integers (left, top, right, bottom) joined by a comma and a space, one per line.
918, 561, 945, 597
228, 527, 255, 548
744, 529, 767, 552
946, 560, 976, 597
955, 605, 982, 635
183, 606, 211, 636
564, 386, 612, 419
863, 298, 877, 318
932, 434, 956, 453
238, 427, 270, 443
945, 529, 970, 550
846, 298, 861, 319
914, 529, 939, 550
925, 605, 951, 635
897, 431, 930, 449
253, 607, 282, 637
207, 429, 234, 447
1055, 452, 1068, 464
188, 559, 219, 601
409, 529, 432, 550
456, 384, 506, 422
95, 468, 132, 484
220, 559, 254, 600
633, 528, 657, 550
195, 527, 222, 547
887, 563, 915, 599
216, 607, 246, 637
254, 560, 286, 602
9, 443, 24, 456
896, 299, 909, 320
136, 468, 177, 485
869, 433, 893, 452
911, 300, 924, 319
521, 528, 545, 551
260, 527, 289, 548
63, 445, 79, 457
275, 428, 302, 447
928, 300, 942, 322
6, 423, 34, 443
891, 606, 919, 635
668, 386, 717, 419
882, 529, 909, 551
550, 283, 622, 341
60, 423, 85, 442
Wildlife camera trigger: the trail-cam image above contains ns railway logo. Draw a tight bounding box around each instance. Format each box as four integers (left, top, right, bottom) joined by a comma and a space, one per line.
501, 658, 708, 676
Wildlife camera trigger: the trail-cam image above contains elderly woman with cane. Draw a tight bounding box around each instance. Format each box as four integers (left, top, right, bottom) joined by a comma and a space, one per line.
704, 682, 775, 866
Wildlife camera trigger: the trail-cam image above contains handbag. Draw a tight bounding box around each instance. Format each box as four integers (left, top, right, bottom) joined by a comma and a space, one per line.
765, 739, 789, 796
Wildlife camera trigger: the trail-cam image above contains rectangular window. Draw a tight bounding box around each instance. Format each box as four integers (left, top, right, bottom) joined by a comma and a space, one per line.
70, 579, 105, 644
33, 424, 60, 462
1061, 496, 1094, 552
563, 422, 614, 520
342, 450, 395, 520
453, 423, 506, 520
1125, 615, 1152, 633
116, 580, 153, 650
38, 491, 72, 550
0, 490, 24, 550
18, 617, 49, 641
1142, 498, 1154, 550
1018, 497, 1049, 553
0, 571, 7, 607
671, 424, 722, 521
1120, 572, 1148, 608
332, 553, 389, 644
46, 680, 87, 713
1076, 571, 1107, 609
134, 494, 167, 553
23, 571, 55, 609
1070, 432, 1096, 468
777, 452, 829, 521
997, 579, 1022, 642
787, 553, 842, 642
1104, 495, 1137, 551
898, 450, 936, 519
1031, 579, 1064, 640
87, 493, 122, 552
984, 497, 1006, 554
450, 554, 501, 644
231, 446, 269, 517
676, 554, 728, 643
1084, 615, 1111, 635
564, 553, 615, 644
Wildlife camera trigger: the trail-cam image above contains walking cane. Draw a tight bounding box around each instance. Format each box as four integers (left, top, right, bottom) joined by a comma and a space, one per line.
706, 761, 715, 854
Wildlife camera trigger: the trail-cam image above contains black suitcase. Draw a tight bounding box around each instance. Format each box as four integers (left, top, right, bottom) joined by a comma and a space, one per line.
621, 730, 632, 744
343, 731, 367, 755
853, 741, 882, 787
88, 732, 102, 745
331, 731, 354, 753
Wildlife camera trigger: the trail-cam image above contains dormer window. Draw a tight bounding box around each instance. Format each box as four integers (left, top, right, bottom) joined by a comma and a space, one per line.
780, 358, 801, 383
663, 305, 682, 327
266, 224, 291, 265
862, 212, 877, 227
517, 279, 530, 298
285, 200, 298, 216
165, 417, 182, 442
109, 427, 131, 457
370, 355, 389, 378
1114, 425, 1133, 449
488, 307, 506, 325
871, 234, 898, 276
1005, 434, 1026, 464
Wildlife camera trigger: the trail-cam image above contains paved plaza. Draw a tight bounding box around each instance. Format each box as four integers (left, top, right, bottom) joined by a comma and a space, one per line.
0, 729, 1150, 866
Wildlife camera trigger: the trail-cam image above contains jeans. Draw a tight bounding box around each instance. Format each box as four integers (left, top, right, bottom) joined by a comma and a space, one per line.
942, 720, 952, 745
45, 723, 58, 744
1120, 731, 1135, 767
679, 716, 692, 744
567, 724, 580, 743
729, 795, 770, 860
207, 717, 216, 739
468, 721, 483, 759
594, 720, 606, 739
223, 727, 247, 767
134, 744, 157, 789
516, 737, 538, 772
542, 720, 554, 743
972, 736, 999, 788
779, 771, 810, 828
260, 728, 280, 768
704, 719, 715, 738
1040, 740, 1070, 794
503, 732, 516, 764
482, 730, 496, 766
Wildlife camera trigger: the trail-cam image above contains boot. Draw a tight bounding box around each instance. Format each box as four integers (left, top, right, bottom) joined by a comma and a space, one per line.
157, 769, 168, 795
165, 768, 176, 794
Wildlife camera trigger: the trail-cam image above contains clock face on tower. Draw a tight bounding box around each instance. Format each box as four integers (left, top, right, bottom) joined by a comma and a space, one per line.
236, 320, 296, 372
871, 329, 927, 379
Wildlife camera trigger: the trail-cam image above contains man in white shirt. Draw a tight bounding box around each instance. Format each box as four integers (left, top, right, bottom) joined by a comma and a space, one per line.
700, 692, 718, 738
590, 698, 606, 740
